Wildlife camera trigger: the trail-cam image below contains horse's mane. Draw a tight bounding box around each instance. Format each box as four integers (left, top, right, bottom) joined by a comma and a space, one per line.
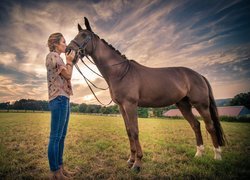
101, 39, 127, 59
94, 33, 127, 59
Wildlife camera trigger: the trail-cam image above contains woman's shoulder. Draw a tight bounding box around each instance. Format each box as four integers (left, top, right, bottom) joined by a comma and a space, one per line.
46, 52, 60, 59
46, 52, 61, 67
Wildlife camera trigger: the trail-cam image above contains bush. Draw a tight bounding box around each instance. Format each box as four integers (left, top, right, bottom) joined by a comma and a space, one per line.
219, 116, 250, 123
159, 116, 184, 120
161, 116, 250, 123
138, 107, 148, 118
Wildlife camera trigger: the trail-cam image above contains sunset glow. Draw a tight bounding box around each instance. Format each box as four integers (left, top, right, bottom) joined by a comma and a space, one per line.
0, 0, 249, 104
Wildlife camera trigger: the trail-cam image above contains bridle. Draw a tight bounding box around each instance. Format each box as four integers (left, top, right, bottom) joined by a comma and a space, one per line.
69, 31, 130, 106
69, 32, 113, 105
70, 33, 93, 62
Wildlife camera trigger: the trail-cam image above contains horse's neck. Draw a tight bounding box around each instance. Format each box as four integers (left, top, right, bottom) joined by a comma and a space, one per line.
91, 39, 127, 81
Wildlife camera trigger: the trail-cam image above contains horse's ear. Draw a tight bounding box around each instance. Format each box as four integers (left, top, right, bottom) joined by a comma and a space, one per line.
78, 23, 83, 32
84, 17, 92, 32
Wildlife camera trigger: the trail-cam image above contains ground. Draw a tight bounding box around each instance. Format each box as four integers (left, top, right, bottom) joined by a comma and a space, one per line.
0, 112, 249, 179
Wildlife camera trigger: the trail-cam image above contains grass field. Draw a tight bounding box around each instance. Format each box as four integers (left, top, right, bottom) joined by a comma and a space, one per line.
0, 112, 249, 179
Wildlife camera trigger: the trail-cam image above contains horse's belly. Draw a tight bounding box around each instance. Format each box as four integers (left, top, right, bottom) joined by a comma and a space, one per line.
137, 81, 187, 107
138, 95, 180, 108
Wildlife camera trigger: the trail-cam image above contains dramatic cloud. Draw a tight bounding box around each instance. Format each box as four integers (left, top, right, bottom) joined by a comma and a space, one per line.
0, 0, 249, 104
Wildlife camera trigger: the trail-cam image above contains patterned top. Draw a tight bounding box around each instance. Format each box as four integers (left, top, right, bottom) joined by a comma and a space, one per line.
45, 52, 73, 101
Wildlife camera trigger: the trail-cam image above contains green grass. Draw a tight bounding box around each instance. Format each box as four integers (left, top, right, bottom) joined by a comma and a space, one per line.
0, 112, 249, 179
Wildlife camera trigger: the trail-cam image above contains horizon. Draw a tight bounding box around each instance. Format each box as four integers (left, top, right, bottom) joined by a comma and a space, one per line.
0, 97, 237, 106
0, 0, 250, 104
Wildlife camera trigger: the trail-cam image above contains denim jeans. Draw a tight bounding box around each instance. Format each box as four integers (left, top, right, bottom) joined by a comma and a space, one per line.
48, 95, 70, 172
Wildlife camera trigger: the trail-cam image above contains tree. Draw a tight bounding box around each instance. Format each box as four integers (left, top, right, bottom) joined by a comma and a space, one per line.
138, 107, 148, 118
151, 105, 177, 117
101, 106, 112, 114
109, 105, 119, 114
229, 92, 250, 109
79, 103, 87, 113
0, 102, 10, 110
70, 103, 79, 112
86, 104, 101, 113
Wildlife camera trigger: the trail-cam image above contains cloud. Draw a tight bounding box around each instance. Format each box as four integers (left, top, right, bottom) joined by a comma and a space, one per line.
200, 57, 250, 84
71, 77, 110, 104
0, 0, 249, 104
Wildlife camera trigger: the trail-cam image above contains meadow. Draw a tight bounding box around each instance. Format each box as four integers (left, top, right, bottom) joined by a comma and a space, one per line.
0, 112, 249, 179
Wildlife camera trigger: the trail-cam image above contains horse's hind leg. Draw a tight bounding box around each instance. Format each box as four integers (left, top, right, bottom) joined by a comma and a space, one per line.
118, 105, 136, 168
195, 105, 222, 160
176, 98, 204, 157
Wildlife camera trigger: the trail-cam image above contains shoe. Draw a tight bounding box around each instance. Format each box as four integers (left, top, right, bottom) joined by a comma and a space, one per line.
49, 169, 71, 180
60, 165, 77, 178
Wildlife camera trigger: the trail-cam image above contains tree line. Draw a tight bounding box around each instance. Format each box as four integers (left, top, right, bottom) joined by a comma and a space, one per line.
0, 99, 175, 118
0, 92, 249, 117
229, 92, 250, 109
0, 99, 119, 114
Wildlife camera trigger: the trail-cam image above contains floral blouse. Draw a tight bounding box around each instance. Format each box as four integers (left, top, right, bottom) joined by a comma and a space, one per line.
45, 52, 73, 101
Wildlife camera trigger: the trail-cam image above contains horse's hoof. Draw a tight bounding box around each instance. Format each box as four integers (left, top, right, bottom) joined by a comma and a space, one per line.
131, 165, 141, 173
214, 147, 222, 160
194, 151, 203, 158
127, 159, 134, 168
214, 154, 222, 160
195, 145, 204, 157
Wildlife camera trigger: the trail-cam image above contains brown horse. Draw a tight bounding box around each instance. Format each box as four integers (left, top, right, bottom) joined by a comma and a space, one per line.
66, 17, 226, 172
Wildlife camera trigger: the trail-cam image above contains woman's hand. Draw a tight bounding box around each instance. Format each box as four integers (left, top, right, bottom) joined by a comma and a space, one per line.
60, 50, 75, 80
66, 50, 75, 64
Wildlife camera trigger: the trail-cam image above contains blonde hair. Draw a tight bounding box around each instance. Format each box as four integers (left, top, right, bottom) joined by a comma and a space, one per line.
47, 33, 63, 52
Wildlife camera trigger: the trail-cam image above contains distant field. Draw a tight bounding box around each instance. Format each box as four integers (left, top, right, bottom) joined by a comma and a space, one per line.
0, 112, 249, 179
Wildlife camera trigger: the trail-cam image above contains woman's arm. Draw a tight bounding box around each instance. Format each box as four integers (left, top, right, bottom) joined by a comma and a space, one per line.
60, 63, 73, 80
60, 51, 75, 80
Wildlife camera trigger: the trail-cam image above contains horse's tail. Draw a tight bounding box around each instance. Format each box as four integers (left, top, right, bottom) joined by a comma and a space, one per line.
203, 76, 227, 146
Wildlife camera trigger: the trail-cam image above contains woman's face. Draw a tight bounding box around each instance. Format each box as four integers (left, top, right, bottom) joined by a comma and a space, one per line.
55, 37, 66, 54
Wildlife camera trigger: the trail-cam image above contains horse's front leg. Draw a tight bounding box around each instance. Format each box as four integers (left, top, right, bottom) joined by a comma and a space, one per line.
123, 103, 143, 173
119, 105, 136, 168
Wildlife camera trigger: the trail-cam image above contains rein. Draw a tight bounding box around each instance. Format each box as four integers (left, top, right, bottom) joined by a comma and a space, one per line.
70, 32, 131, 106
70, 33, 113, 105
74, 62, 112, 106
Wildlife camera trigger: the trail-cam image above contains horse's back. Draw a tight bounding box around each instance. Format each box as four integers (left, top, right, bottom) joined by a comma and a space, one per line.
130, 61, 204, 86
128, 61, 208, 107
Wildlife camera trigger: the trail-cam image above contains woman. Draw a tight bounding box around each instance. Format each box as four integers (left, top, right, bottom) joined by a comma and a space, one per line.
46, 32, 77, 179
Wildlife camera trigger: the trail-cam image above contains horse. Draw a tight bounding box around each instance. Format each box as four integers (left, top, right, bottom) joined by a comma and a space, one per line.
66, 17, 226, 172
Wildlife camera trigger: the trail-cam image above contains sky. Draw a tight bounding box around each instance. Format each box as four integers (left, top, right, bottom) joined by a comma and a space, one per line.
0, 0, 250, 104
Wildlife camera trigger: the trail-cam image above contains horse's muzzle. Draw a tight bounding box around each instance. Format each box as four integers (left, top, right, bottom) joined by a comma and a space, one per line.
65, 46, 79, 64
65, 46, 71, 54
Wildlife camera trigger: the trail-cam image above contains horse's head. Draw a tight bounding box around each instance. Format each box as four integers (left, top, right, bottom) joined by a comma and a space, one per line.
66, 17, 95, 64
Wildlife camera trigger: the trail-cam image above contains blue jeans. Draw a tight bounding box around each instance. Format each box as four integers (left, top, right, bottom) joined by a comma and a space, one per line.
48, 95, 70, 172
